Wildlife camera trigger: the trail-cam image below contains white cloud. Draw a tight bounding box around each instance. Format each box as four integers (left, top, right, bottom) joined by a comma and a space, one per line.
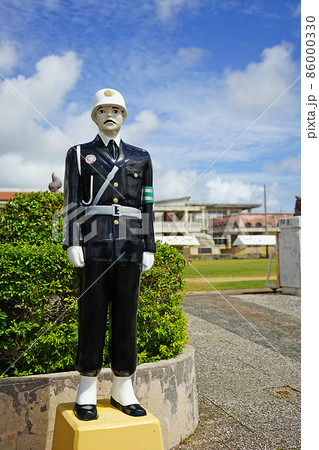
206, 175, 264, 204
0, 51, 82, 148
62, 108, 96, 147
16, 51, 82, 116
154, 168, 198, 201
224, 43, 299, 114
0, 51, 83, 188
152, 0, 241, 22
174, 47, 211, 67
43, 0, 60, 11
263, 155, 301, 175
292, 3, 301, 18
122, 42, 300, 178
0, 41, 18, 73
153, 167, 267, 208
153, 0, 194, 21
0, 153, 64, 189
151, 166, 294, 211
123, 110, 160, 144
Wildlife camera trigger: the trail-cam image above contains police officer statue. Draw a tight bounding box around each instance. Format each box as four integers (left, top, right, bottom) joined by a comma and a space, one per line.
63, 88, 156, 421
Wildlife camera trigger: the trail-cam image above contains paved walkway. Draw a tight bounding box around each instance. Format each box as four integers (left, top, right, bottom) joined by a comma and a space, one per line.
173, 291, 301, 449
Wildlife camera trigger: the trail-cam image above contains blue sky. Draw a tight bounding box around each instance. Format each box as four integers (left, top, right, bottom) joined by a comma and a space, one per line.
0, 0, 301, 212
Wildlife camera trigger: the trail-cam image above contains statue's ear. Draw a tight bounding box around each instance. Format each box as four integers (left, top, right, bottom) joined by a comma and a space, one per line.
92, 110, 98, 125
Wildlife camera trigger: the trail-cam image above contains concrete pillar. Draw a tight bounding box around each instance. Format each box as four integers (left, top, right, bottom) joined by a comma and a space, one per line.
278, 217, 301, 295
200, 207, 206, 231
184, 210, 189, 226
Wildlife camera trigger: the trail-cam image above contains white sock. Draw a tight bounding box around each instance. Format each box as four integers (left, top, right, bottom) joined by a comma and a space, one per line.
76, 375, 97, 405
111, 375, 139, 406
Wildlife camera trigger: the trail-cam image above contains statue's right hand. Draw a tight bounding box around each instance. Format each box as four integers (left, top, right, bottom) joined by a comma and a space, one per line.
67, 246, 85, 268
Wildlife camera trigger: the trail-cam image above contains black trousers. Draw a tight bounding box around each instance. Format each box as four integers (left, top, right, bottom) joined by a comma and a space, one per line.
75, 263, 141, 377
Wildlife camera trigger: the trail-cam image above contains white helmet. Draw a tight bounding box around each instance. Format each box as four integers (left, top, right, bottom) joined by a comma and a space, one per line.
91, 88, 127, 123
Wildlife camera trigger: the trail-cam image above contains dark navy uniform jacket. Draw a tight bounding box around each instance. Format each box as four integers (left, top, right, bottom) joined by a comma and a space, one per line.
63, 134, 156, 264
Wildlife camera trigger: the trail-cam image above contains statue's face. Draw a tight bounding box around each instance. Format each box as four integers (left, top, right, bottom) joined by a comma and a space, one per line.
95, 105, 125, 137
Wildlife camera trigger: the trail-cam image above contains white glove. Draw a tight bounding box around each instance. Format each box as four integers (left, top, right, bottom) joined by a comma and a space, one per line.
142, 252, 154, 272
67, 246, 85, 268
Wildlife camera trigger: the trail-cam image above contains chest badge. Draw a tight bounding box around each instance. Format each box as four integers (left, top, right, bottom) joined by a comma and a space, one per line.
85, 154, 96, 164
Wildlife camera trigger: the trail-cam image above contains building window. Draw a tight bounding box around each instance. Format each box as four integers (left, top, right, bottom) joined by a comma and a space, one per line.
210, 210, 226, 217
198, 248, 212, 254
191, 212, 201, 222
213, 237, 227, 245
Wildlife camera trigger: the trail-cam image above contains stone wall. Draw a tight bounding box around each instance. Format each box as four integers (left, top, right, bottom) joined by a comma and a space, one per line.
0, 345, 198, 450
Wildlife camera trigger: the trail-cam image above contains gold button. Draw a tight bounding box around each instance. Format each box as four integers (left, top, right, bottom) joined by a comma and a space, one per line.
113, 182, 119, 187
114, 220, 119, 225
134, 173, 138, 178
113, 198, 118, 203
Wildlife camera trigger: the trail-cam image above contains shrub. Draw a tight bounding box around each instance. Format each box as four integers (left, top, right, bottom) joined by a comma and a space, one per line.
0, 191, 63, 244
0, 192, 188, 376
138, 242, 188, 363
0, 241, 78, 376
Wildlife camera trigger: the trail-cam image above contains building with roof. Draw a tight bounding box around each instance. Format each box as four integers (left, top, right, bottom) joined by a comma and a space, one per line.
154, 197, 261, 257
210, 212, 294, 257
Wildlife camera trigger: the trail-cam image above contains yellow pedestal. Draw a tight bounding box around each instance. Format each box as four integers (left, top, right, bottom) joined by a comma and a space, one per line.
51, 399, 164, 450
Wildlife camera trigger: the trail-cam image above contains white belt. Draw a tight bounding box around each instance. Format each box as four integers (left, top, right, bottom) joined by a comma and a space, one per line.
85, 204, 141, 219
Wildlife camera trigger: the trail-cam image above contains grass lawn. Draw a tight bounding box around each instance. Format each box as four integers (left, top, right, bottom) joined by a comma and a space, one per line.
184, 258, 277, 291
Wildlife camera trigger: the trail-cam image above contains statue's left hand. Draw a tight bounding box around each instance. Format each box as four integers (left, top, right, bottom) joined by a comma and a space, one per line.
67, 246, 85, 268
142, 252, 154, 272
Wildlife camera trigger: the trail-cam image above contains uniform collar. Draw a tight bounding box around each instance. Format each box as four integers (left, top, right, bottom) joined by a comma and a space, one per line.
98, 131, 121, 148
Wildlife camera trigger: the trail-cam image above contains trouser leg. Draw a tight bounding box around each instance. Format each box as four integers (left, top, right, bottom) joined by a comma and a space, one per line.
75, 262, 141, 377
110, 264, 141, 377
76, 263, 111, 375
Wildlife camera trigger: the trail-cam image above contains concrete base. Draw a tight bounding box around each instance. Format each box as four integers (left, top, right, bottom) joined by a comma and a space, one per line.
52, 400, 164, 450
281, 286, 301, 296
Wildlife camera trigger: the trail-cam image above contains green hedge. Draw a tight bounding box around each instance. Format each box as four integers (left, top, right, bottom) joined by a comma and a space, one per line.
138, 242, 187, 363
0, 241, 79, 376
0, 192, 188, 377
0, 191, 63, 245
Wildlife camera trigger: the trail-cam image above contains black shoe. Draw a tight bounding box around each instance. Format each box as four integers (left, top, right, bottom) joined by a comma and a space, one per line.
74, 403, 98, 421
110, 396, 147, 417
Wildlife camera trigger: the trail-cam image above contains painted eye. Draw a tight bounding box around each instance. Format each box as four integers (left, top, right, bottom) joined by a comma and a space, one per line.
98, 109, 105, 114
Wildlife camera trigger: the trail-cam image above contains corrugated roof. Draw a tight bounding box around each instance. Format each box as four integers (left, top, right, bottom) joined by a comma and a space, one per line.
156, 235, 200, 246
233, 235, 276, 246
